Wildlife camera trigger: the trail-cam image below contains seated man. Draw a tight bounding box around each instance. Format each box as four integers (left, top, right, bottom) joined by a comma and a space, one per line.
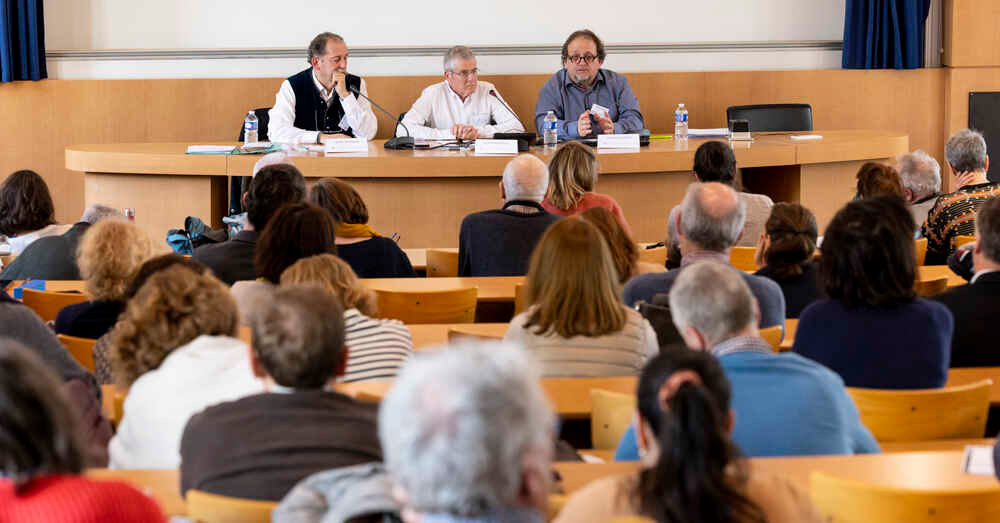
934, 196, 1000, 367
922, 129, 1000, 264
534, 29, 643, 139
269, 32, 377, 144
179, 285, 382, 502
379, 342, 555, 523
458, 155, 561, 276
0, 204, 120, 281
897, 150, 942, 234
624, 182, 785, 330
617, 261, 879, 458
692, 141, 773, 247
400, 46, 525, 140
193, 164, 305, 285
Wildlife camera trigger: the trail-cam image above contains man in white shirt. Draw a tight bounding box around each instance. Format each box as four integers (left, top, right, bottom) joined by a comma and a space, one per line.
268, 32, 377, 144
399, 46, 525, 140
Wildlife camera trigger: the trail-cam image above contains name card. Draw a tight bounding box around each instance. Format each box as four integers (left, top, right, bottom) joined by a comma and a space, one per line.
324, 138, 369, 154
474, 139, 518, 155
597, 134, 640, 149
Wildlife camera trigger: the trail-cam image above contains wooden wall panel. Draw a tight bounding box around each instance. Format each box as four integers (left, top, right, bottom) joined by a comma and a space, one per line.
943, 0, 1000, 67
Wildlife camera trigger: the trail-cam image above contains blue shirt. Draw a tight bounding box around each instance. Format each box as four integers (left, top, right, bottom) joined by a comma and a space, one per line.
614, 337, 880, 460
534, 69, 644, 139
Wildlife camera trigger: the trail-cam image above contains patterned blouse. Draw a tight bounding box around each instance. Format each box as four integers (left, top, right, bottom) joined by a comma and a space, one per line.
921, 182, 1000, 263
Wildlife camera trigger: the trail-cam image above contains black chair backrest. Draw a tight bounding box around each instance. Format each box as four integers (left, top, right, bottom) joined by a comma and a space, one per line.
725, 104, 813, 133
237, 107, 271, 142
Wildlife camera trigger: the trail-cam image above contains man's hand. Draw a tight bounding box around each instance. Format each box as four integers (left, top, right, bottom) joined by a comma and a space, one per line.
321, 132, 351, 140
595, 113, 614, 134
451, 124, 479, 140
577, 110, 593, 136
333, 71, 349, 99
955, 171, 979, 189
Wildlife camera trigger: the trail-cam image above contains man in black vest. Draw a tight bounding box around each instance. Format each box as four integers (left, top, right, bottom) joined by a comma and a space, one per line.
268, 32, 377, 144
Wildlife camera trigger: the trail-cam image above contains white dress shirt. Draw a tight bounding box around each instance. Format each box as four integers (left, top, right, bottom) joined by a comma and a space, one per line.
268, 69, 378, 144
399, 80, 525, 139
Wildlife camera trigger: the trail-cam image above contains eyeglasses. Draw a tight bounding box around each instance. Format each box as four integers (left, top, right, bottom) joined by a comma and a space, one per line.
567, 54, 599, 64
449, 68, 479, 78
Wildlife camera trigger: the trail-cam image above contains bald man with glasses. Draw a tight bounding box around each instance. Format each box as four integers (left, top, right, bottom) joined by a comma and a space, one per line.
534, 29, 644, 140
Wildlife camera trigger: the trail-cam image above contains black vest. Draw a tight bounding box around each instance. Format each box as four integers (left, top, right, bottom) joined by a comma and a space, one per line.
288, 68, 362, 137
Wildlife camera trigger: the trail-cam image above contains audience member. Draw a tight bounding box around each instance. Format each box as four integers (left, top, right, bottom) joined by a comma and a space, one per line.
557, 350, 822, 523
0, 204, 121, 281
795, 197, 952, 388
280, 254, 413, 382
107, 265, 263, 469
664, 205, 682, 269
379, 342, 555, 523
0, 170, 71, 255
752, 203, 821, 318
54, 219, 154, 340
580, 207, 645, 283
616, 262, 878, 459
693, 141, 773, 247
308, 178, 416, 278
897, 150, 942, 231
503, 217, 658, 376
934, 196, 1000, 366
0, 340, 164, 521
180, 286, 381, 501
922, 129, 1000, 264
193, 164, 306, 285
541, 141, 632, 235
624, 183, 786, 330
458, 155, 561, 276
855, 162, 905, 200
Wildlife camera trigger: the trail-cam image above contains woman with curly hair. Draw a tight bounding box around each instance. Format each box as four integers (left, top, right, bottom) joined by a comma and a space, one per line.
0, 170, 71, 255
54, 219, 154, 340
107, 264, 263, 469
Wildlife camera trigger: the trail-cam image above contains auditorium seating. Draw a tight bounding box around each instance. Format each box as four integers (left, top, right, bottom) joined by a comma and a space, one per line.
426, 248, 459, 277
914, 276, 948, 297
186, 489, 276, 523
955, 235, 976, 249
590, 389, 637, 450
56, 334, 96, 372
374, 287, 478, 324
847, 380, 992, 442
914, 237, 928, 265
21, 288, 88, 323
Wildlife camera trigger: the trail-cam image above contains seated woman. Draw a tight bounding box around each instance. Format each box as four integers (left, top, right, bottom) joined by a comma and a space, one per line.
692, 141, 773, 247
752, 203, 822, 318
308, 178, 416, 278
555, 350, 821, 523
542, 141, 632, 236
580, 206, 663, 282
0, 340, 164, 521
54, 219, 154, 339
855, 162, 905, 200
108, 265, 264, 469
0, 170, 72, 255
280, 254, 414, 382
794, 196, 953, 389
503, 217, 657, 377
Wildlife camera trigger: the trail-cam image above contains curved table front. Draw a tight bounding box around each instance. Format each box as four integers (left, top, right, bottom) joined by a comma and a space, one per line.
66, 130, 908, 247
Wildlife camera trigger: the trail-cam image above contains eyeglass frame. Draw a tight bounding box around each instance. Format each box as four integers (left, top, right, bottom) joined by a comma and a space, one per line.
565, 54, 600, 65
447, 68, 480, 79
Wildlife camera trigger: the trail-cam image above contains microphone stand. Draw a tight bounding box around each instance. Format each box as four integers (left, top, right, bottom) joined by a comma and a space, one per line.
348, 85, 414, 149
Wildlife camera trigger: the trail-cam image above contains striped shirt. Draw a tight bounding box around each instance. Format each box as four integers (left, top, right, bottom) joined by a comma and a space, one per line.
922, 182, 1000, 261
339, 309, 414, 383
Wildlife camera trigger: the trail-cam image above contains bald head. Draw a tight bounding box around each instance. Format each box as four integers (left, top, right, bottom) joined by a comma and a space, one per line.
501, 154, 549, 203
679, 182, 746, 252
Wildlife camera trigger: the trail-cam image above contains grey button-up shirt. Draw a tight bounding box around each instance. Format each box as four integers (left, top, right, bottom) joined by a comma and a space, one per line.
534, 68, 644, 139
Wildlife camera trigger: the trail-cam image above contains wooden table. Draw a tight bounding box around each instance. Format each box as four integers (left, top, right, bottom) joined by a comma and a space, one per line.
919, 265, 966, 289
66, 131, 908, 246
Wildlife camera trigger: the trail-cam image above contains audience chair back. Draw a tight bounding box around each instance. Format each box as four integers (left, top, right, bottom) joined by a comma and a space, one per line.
426, 249, 459, 277
548, 494, 568, 522
447, 325, 504, 344
729, 246, 758, 272
186, 490, 276, 523
809, 472, 1000, 523
759, 325, 782, 351
637, 245, 666, 266
0, 254, 15, 266
955, 235, 976, 249
56, 334, 96, 372
847, 379, 992, 442
725, 104, 813, 132
914, 276, 948, 297
21, 289, 89, 323
375, 287, 477, 324
914, 237, 928, 266
590, 389, 638, 450
514, 283, 529, 316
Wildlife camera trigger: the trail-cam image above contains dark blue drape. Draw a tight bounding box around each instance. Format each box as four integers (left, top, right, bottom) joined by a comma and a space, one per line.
0, 0, 46, 82
843, 0, 930, 69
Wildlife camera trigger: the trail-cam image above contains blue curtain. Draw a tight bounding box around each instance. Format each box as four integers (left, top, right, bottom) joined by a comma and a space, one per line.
843, 0, 930, 69
0, 0, 46, 82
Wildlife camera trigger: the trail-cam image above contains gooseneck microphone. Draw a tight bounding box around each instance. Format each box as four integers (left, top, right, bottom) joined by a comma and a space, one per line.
489, 89, 536, 148
348, 85, 414, 149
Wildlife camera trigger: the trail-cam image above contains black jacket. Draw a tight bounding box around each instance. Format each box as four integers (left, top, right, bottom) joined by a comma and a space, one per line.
933, 271, 1000, 367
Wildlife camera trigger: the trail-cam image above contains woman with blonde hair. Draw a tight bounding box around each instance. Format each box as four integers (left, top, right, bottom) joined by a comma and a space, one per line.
108, 264, 263, 469
542, 141, 632, 236
54, 219, 154, 339
503, 217, 657, 376
280, 254, 413, 382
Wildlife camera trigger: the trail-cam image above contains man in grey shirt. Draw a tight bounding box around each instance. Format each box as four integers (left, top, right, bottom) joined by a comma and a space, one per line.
534, 29, 644, 139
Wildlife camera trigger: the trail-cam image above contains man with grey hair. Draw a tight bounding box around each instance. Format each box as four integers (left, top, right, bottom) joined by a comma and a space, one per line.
896, 150, 942, 230
400, 45, 525, 140
922, 129, 1000, 264
458, 154, 561, 276
379, 342, 555, 522
1, 204, 122, 281
624, 182, 785, 330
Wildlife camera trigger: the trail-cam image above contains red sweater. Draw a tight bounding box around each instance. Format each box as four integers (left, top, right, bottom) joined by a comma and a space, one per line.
542, 192, 633, 237
0, 475, 165, 523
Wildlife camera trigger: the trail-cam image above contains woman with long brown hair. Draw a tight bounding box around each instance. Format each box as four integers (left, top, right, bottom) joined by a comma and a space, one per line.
541, 141, 632, 236
752, 203, 821, 318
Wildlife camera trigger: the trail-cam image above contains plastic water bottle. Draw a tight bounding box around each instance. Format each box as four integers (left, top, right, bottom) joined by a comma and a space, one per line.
674, 104, 688, 140
543, 111, 558, 147
244, 111, 258, 145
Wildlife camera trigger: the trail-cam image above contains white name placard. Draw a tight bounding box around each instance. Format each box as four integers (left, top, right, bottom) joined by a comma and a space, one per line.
324, 138, 369, 154
474, 139, 518, 155
597, 134, 640, 149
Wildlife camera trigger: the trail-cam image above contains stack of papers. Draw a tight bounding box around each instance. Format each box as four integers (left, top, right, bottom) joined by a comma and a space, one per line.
687, 128, 731, 138
186, 145, 235, 155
